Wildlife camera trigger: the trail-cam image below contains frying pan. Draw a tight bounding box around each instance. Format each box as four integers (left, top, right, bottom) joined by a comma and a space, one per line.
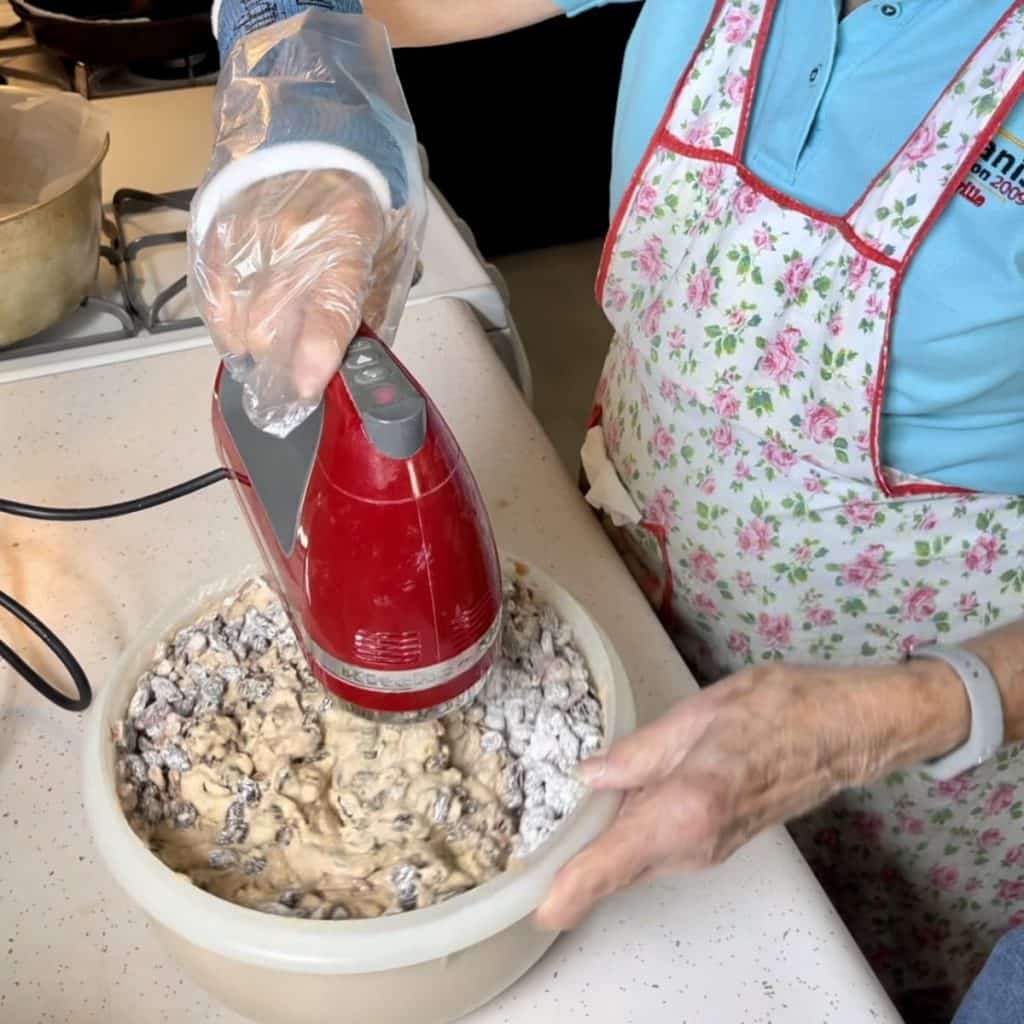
10, 0, 215, 66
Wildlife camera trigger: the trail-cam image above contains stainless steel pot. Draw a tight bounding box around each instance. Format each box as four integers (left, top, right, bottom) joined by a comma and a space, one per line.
0, 87, 110, 345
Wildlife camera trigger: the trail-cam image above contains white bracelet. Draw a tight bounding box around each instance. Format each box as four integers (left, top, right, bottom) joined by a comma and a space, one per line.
913, 645, 1005, 781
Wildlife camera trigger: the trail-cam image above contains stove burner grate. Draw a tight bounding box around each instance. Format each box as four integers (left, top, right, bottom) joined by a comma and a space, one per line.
113, 187, 203, 334
71, 48, 220, 99
0, 216, 137, 363
0, 188, 206, 363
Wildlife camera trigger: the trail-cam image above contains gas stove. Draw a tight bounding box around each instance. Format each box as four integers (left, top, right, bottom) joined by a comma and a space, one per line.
0, 6, 531, 400
0, 188, 206, 359
69, 49, 220, 100
0, 15, 219, 98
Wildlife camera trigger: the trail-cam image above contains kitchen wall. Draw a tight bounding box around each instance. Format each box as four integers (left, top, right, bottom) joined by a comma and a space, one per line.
395, 4, 639, 258
496, 239, 610, 471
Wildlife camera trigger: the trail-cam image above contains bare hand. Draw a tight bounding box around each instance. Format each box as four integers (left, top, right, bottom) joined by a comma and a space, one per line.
536, 660, 968, 931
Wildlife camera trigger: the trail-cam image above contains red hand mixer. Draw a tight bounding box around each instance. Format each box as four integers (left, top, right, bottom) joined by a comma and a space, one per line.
212, 331, 503, 722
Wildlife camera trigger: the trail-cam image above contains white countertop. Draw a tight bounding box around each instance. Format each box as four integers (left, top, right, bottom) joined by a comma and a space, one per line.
0, 298, 900, 1022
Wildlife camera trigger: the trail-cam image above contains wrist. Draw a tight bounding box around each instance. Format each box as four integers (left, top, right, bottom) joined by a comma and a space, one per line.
895, 656, 971, 764
213, 0, 364, 56
192, 147, 390, 246
823, 660, 970, 784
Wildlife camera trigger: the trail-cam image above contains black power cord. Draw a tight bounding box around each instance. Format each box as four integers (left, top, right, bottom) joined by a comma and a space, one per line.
0, 469, 230, 521
0, 469, 231, 713
0, 591, 91, 712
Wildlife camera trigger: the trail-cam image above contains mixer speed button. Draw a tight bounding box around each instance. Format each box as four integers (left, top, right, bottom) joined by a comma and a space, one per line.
355, 364, 388, 384
346, 351, 377, 369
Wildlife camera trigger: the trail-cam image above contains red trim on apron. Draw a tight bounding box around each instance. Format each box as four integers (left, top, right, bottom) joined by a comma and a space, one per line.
844, 0, 1024, 224
870, 64, 1024, 499
643, 521, 675, 619
733, 0, 780, 158
595, 0, 729, 303
656, 143, 903, 270
596, 0, 1024, 502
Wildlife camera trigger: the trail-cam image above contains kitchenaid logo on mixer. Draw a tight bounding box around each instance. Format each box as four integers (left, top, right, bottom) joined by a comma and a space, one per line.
960, 131, 1024, 208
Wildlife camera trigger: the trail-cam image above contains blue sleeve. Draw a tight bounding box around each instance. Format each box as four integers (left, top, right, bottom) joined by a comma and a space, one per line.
216, 0, 363, 62
554, 0, 633, 15
214, 1, 410, 206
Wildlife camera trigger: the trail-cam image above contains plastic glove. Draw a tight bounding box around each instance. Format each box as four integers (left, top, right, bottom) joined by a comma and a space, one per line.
535, 659, 969, 931
192, 167, 410, 434
189, 11, 425, 436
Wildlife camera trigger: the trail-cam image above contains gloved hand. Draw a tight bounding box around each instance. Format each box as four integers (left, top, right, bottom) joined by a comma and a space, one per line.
188, 9, 425, 436
535, 658, 969, 931
191, 166, 408, 435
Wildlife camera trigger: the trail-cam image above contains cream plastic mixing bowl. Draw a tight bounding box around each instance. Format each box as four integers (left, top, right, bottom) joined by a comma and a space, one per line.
82, 557, 636, 1024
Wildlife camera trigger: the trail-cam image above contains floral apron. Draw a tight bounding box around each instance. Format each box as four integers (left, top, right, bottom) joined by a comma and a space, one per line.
588, 0, 1024, 1017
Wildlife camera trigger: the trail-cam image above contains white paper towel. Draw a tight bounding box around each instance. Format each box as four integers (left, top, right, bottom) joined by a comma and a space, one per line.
580, 426, 642, 528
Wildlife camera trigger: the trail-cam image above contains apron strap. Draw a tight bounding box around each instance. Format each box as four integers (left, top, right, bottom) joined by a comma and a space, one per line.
663, 0, 778, 159
846, 2, 1024, 264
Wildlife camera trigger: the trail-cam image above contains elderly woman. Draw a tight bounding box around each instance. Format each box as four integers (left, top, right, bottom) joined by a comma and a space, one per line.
191, 1, 1024, 1018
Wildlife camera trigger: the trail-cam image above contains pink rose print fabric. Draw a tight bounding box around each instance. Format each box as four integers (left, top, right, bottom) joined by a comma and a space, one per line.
590, 0, 1024, 1018
848, 6, 1024, 258
759, 327, 801, 383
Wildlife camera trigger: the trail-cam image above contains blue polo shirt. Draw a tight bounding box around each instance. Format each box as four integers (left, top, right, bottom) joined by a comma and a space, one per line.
559, 0, 1024, 494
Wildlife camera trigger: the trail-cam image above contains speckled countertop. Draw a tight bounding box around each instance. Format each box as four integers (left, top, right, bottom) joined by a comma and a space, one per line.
0, 299, 901, 1022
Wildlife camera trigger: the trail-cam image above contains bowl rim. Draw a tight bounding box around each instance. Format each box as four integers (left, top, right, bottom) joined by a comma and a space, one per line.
82, 554, 636, 974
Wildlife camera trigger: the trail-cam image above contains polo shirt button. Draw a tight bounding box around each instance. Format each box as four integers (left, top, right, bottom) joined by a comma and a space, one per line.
809, 64, 821, 84
880, 3, 900, 16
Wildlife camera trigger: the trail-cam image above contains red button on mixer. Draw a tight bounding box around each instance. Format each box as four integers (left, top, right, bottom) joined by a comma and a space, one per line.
373, 385, 396, 405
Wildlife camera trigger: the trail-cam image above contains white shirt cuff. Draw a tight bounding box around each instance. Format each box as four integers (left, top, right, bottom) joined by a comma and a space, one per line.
191, 142, 392, 243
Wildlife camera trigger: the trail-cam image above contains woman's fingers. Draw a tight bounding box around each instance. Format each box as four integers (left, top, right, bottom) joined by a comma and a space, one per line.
190, 169, 389, 430
535, 791, 662, 931
291, 305, 350, 400
193, 231, 247, 356
579, 691, 720, 790
538, 665, 890, 937
242, 272, 302, 359
536, 772, 724, 931
539, 686, 763, 933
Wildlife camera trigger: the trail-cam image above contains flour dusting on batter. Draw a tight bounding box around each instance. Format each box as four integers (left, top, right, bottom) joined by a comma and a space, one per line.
114, 573, 603, 919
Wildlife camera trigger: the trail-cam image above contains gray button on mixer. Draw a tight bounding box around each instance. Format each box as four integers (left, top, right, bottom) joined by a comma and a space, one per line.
355, 364, 388, 384
345, 337, 375, 364
346, 350, 377, 369
363, 398, 427, 459
341, 335, 427, 459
